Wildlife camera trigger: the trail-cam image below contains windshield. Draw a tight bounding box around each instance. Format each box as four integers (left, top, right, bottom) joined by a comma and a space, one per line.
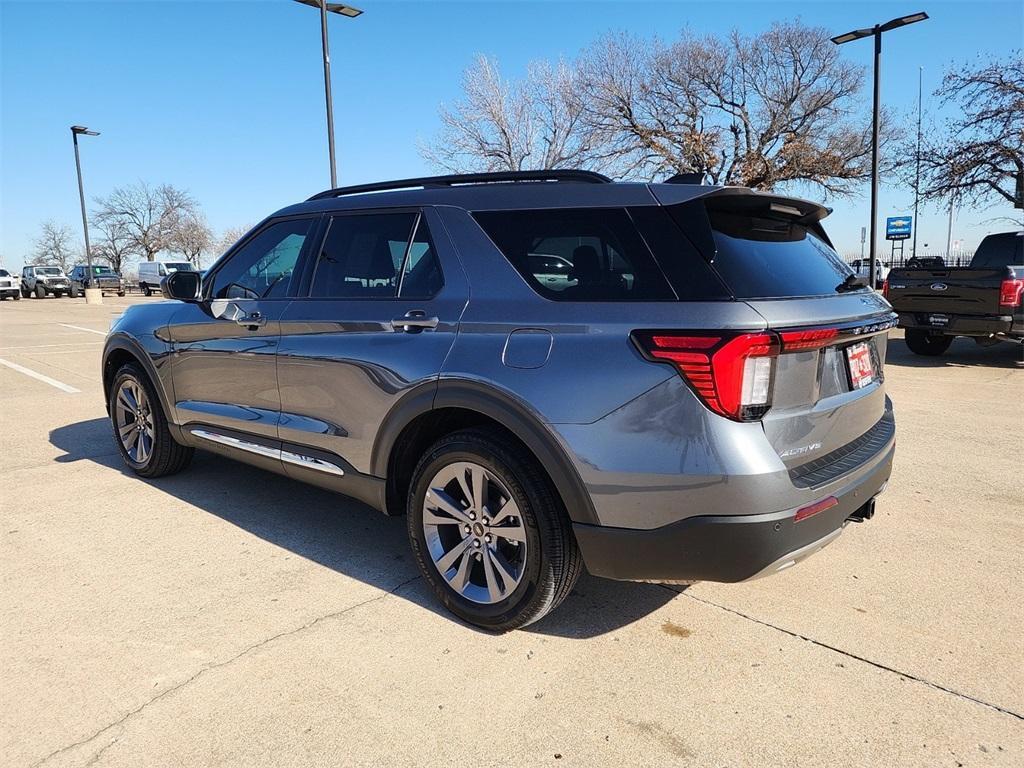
37, 267, 62, 275
0, 269, 9, 277
164, 262, 194, 272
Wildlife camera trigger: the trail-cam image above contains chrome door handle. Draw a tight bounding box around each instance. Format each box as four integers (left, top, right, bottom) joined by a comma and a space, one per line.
391, 311, 439, 332
224, 303, 267, 329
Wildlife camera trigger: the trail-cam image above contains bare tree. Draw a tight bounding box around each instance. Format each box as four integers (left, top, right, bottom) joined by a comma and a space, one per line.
421, 55, 599, 172
214, 225, 253, 260
90, 216, 135, 273
167, 211, 214, 268
916, 52, 1023, 210
31, 221, 79, 272
578, 22, 887, 192
93, 182, 196, 262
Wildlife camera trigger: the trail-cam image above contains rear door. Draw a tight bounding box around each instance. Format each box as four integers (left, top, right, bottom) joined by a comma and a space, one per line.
655, 189, 895, 466
275, 207, 468, 477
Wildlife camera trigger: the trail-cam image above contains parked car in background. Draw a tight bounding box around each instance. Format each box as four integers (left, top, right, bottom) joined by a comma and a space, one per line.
0, 268, 21, 300
137, 260, 197, 296
885, 231, 1024, 355
102, 170, 896, 630
849, 258, 889, 288
21, 265, 71, 298
905, 255, 946, 269
68, 264, 126, 297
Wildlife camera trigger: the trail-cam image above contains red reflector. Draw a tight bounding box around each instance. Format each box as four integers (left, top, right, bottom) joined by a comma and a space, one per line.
999, 278, 1023, 309
779, 327, 840, 352
882, 278, 889, 298
794, 496, 839, 523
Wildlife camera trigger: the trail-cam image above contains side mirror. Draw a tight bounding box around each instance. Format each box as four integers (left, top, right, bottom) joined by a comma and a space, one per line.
161, 270, 201, 302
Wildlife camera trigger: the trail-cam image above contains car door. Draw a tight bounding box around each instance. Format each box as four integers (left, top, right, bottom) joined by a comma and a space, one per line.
165, 215, 321, 442
276, 207, 468, 480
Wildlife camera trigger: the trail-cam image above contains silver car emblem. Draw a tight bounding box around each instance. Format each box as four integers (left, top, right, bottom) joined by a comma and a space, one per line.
930, 282, 948, 291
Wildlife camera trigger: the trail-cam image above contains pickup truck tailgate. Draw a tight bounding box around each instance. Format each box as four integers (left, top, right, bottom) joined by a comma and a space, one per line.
886, 267, 1007, 315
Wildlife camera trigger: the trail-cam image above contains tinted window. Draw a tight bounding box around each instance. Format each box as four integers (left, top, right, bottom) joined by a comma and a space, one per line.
970, 233, 1023, 268
211, 218, 313, 299
311, 213, 416, 298
398, 216, 443, 298
701, 207, 854, 299
473, 208, 676, 301
0, 269, 9, 277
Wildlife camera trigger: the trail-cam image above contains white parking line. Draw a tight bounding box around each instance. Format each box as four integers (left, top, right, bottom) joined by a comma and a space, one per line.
59, 323, 107, 336
0, 357, 81, 393
0, 342, 104, 351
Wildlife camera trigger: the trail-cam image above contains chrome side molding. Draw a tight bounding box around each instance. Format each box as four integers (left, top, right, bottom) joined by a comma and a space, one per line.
189, 428, 345, 477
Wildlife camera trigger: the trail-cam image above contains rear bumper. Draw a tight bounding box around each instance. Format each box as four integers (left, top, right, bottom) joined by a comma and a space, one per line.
897, 311, 1013, 336
573, 442, 894, 583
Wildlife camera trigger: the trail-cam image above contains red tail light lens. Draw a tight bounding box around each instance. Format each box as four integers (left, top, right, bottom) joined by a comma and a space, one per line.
881, 278, 889, 298
778, 328, 839, 352
633, 331, 778, 421
999, 277, 1023, 309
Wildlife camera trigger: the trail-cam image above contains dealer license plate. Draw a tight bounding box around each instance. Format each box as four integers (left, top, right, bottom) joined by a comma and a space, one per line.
846, 341, 875, 389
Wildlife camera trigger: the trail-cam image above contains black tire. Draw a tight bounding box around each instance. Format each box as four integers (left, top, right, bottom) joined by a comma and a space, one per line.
407, 428, 583, 631
109, 362, 194, 478
12, 293, 20, 301
20, 286, 30, 298
142, 283, 152, 297
69, 284, 79, 298
117, 291, 126, 297
34, 284, 46, 299
905, 328, 953, 356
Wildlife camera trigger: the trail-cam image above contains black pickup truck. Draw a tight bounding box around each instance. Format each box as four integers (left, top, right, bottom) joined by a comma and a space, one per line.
884, 231, 1024, 355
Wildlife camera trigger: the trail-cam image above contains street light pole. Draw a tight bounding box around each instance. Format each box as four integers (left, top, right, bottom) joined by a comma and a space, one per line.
831, 11, 928, 289
71, 125, 101, 305
912, 66, 923, 260
293, 1, 364, 189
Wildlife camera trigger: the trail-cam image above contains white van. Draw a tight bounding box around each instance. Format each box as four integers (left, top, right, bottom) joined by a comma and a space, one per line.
137, 260, 196, 296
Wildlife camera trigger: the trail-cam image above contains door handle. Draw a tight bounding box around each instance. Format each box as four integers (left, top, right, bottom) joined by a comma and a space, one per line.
391, 310, 439, 332
224, 303, 267, 330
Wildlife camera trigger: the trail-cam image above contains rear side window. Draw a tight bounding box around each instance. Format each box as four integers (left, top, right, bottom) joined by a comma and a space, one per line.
694, 206, 854, 299
474, 208, 679, 301
969, 233, 1023, 268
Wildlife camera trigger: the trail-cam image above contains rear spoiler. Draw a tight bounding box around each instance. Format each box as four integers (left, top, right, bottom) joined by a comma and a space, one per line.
648, 184, 834, 262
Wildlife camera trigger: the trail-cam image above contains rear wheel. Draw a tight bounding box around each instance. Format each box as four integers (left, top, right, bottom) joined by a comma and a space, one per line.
69, 284, 79, 298
142, 283, 152, 297
12, 293, 19, 301
407, 429, 582, 631
109, 363, 193, 478
905, 328, 953, 356
20, 286, 30, 298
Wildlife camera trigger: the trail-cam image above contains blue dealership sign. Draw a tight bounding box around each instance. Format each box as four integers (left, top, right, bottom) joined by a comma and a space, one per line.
885, 216, 912, 240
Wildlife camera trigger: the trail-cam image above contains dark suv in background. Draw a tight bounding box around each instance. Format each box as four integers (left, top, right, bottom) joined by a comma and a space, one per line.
68, 264, 126, 297
102, 171, 896, 630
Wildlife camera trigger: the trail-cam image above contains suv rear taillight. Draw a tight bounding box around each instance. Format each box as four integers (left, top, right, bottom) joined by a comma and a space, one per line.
881, 277, 889, 298
632, 332, 779, 421
999, 277, 1023, 309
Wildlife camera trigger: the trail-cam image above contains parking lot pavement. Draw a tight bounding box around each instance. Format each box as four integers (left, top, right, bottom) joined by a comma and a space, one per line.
2, 295, 1022, 768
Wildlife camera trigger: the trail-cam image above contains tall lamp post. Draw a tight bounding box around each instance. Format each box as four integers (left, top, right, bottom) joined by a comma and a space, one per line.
831, 11, 928, 288
292, 0, 363, 189
71, 125, 101, 305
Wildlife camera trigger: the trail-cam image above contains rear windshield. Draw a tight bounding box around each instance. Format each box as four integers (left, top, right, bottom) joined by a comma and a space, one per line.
969, 232, 1023, 268
473, 207, 727, 302
701, 207, 855, 299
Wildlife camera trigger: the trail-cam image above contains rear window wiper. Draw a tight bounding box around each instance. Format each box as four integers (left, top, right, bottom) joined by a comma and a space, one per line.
835, 274, 868, 293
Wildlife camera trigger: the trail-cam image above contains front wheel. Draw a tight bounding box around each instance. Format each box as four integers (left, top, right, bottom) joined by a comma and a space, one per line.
34, 284, 46, 299
12, 293, 20, 301
905, 328, 953, 356
109, 363, 194, 478
407, 429, 582, 631
69, 284, 79, 298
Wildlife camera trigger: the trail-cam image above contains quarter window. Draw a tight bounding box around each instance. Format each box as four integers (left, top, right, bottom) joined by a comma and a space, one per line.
210, 218, 314, 300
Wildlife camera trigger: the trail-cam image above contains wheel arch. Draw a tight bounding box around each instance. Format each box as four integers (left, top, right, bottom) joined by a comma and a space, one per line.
372, 379, 599, 525
102, 335, 175, 429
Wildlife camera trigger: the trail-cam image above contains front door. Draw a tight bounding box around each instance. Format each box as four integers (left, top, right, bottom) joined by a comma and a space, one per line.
276, 208, 468, 476
166, 216, 319, 440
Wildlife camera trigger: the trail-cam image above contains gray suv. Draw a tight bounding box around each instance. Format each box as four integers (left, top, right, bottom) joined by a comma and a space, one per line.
102, 171, 896, 630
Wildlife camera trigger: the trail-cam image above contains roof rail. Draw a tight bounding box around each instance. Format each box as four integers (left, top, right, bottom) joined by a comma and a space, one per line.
307, 169, 612, 201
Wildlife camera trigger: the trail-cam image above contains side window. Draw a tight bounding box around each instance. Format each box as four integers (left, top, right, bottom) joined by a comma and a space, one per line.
310, 213, 416, 298
398, 216, 443, 298
473, 208, 676, 301
211, 218, 314, 300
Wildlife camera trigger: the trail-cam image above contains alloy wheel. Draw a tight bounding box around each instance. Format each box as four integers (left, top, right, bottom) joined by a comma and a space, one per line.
421, 461, 528, 605
114, 379, 156, 464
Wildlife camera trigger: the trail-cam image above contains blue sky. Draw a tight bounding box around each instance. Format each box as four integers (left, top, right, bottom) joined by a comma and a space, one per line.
2, 0, 1022, 271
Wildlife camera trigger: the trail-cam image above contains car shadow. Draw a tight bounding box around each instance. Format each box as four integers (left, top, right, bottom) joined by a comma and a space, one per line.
49, 418, 676, 638
885, 331, 1023, 369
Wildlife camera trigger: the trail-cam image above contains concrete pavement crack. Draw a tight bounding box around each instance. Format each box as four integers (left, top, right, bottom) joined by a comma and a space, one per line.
663, 585, 1024, 722
29, 574, 423, 768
